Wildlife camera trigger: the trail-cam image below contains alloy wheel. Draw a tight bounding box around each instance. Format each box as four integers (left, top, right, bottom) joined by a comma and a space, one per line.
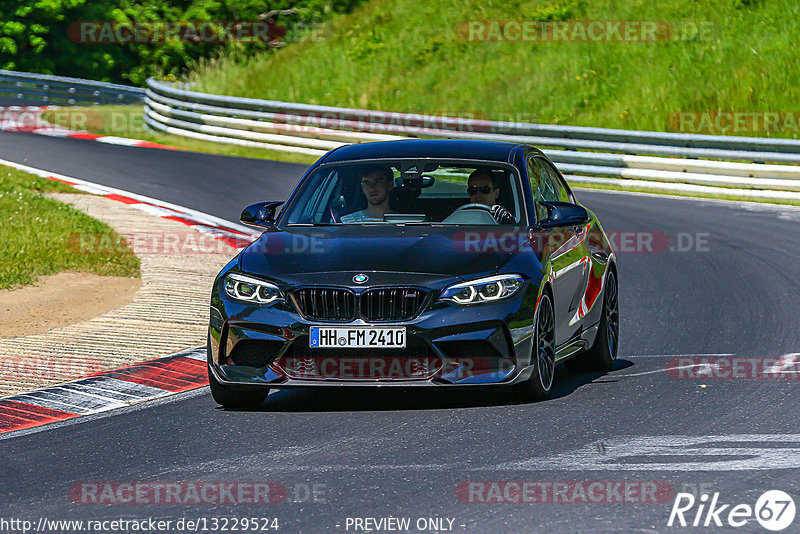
536, 294, 556, 391
605, 272, 619, 360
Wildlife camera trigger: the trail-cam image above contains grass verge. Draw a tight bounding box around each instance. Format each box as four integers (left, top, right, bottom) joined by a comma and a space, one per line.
0, 166, 140, 290
186, 0, 800, 140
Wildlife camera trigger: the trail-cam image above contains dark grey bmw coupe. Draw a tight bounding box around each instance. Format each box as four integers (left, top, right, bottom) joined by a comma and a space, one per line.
207, 139, 618, 407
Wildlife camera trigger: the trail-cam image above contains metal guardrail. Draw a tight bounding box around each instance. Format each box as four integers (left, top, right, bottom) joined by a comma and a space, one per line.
144, 78, 800, 201
0, 70, 144, 105
145, 79, 800, 158
4, 70, 797, 201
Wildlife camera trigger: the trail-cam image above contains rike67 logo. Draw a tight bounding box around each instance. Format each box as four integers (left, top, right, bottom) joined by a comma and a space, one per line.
668, 490, 795, 531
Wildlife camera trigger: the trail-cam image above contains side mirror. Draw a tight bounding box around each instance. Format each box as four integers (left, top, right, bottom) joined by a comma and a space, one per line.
535, 201, 590, 229
240, 201, 284, 228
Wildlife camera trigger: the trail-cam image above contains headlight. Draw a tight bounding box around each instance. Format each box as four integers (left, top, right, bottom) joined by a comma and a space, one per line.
439, 274, 524, 305
224, 273, 283, 304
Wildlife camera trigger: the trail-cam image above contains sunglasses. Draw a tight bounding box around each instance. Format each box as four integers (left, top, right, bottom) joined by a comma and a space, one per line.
467, 185, 494, 195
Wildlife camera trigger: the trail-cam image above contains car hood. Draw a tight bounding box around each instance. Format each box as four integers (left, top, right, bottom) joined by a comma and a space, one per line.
238, 225, 524, 281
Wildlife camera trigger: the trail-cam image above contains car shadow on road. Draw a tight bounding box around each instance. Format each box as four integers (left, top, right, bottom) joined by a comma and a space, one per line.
229, 359, 635, 412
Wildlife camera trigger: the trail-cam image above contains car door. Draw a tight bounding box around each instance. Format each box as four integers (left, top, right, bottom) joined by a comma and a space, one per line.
529, 156, 589, 346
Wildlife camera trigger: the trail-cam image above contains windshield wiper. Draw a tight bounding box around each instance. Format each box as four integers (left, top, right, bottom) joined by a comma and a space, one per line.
285, 223, 338, 227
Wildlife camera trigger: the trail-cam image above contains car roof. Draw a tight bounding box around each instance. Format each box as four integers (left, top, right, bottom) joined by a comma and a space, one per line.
318, 139, 534, 165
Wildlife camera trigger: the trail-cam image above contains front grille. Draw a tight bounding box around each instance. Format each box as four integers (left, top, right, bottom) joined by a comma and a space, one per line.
362, 288, 426, 321
292, 287, 427, 322
275, 346, 442, 380
293, 288, 355, 321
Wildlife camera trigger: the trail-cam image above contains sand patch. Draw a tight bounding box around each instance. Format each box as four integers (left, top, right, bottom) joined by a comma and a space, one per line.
0, 271, 140, 338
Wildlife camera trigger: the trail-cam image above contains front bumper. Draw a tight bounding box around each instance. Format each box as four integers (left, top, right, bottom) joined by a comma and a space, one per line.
208, 278, 537, 388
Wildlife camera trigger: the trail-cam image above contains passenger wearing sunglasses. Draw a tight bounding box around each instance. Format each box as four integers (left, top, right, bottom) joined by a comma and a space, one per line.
466, 169, 515, 224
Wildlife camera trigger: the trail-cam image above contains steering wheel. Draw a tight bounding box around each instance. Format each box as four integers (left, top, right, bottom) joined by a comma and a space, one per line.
445, 202, 498, 225
453, 203, 494, 214
453, 202, 492, 213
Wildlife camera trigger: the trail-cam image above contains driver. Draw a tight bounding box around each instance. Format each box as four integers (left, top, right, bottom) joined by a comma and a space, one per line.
341, 165, 396, 223
466, 169, 515, 224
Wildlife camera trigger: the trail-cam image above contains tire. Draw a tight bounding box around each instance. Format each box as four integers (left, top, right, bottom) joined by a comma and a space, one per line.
580, 269, 619, 371
208, 364, 269, 409
512, 292, 556, 401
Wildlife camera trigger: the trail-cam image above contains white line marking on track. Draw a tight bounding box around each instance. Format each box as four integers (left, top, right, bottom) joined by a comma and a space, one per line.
95, 136, 148, 146
494, 435, 800, 471
615, 353, 800, 377
620, 353, 734, 359
12, 393, 93, 414
44, 385, 132, 406
614, 363, 711, 378
765, 353, 800, 374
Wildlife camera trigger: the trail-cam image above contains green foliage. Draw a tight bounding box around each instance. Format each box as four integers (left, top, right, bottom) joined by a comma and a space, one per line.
187, 0, 800, 138
0, 167, 140, 289
0, 0, 368, 85
524, 0, 580, 21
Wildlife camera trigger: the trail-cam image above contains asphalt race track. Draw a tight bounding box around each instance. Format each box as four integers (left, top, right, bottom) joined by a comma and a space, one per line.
1, 130, 799, 532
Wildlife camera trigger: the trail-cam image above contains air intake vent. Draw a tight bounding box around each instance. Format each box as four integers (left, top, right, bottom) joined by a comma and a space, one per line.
276, 346, 441, 380
228, 339, 283, 368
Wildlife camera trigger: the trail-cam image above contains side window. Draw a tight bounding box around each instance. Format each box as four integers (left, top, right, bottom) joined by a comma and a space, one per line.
528, 157, 574, 222
315, 172, 340, 222
528, 157, 547, 221
539, 159, 572, 203
301, 170, 338, 222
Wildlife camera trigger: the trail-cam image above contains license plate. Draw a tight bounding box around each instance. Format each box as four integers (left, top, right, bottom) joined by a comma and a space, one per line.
309, 327, 406, 349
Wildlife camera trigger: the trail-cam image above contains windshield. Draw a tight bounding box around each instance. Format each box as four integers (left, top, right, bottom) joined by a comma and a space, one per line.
280, 159, 524, 226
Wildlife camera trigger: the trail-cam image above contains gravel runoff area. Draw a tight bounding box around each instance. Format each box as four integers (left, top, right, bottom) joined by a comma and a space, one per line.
0, 192, 238, 397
